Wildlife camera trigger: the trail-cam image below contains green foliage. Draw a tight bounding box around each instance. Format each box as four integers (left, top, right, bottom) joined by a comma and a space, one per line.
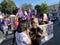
0, 4, 2, 11
0, 0, 18, 15
0, 0, 8, 14
35, 5, 41, 13
40, 3, 48, 14
22, 3, 32, 12
35, 5, 41, 17
35, 3, 48, 17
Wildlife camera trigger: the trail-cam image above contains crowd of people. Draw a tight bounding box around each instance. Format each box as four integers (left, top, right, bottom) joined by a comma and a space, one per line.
11, 12, 49, 45
0, 16, 11, 39
13, 17, 43, 45
0, 12, 50, 45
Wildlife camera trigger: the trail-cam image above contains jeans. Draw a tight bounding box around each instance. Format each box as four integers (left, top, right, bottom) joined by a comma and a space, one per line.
13, 30, 16, 45
32, 37, 41, 45
0, 28, 4, 33
4, 31, 8, 39
36, 38, 41, 45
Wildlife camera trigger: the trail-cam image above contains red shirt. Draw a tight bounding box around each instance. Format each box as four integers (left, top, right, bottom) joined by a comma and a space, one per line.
14, 21, 19, 30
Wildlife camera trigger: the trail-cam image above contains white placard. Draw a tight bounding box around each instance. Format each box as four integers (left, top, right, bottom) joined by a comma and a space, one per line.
38, 22, 53, 44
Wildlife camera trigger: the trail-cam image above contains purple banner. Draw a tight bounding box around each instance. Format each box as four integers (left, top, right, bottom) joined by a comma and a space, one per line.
18, 7, 25, 18
28, 8, 32, 18
35, 10, 37, 17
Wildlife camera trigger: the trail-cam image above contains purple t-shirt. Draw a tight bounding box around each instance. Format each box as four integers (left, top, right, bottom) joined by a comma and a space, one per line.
4, 20, 10, 25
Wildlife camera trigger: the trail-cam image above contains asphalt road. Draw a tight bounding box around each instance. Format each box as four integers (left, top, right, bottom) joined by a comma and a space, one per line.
0, 20, 60, 45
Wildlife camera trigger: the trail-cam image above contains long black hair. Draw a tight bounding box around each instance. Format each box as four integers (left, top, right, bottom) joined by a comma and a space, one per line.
16, 17, 30, 33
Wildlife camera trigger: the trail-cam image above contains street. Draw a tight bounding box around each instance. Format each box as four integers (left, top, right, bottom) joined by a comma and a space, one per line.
0, 20, 60, 45
42, 20, 60, 45
0, 0, 60, 45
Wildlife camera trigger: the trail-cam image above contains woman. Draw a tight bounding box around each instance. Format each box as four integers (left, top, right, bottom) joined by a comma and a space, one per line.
14, 16, 19, 30
13, 15, 19, 45
30, 18, 43, 45
15, 20, 31, 45
3, 17, 8, 39
7, 16, 11, 30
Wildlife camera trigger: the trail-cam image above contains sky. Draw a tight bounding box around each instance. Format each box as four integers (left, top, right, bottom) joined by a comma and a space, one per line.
0, 0, 59, 8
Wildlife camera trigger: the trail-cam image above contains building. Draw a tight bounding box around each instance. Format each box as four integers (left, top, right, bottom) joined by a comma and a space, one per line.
48, 3, 60, 19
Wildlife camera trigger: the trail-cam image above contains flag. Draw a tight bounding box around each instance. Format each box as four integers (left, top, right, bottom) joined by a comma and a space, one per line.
18, 7, 25, 18
24, 11, 28, 16
28, 8, 32, 18
35, 10, 37, 17
29, 8, 31, 13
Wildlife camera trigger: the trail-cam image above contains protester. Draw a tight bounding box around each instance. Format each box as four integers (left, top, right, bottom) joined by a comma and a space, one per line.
0, 19, 4, 33
3, 16, 11, 38
7, 16, 11, 30
26, 15, 31, 28
2, 17, 8, 39
14, 15, 19, 30
15, 20, 31, 45
30, 19, 43, 45
12, 14, 19, 45
33, 18, 39, 26
38, 18, 43, 25
43, 13, 48, 24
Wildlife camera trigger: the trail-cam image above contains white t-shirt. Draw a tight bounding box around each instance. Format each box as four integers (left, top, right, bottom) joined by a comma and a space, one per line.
2, 25, 8, 32
15, 32, 30, 45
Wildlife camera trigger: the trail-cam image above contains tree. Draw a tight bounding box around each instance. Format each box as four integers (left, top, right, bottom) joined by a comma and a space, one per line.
0, 0, 8, 14
35, 5, 41, 13
0, 4, 2, 11
7, 0, 18, 14
35, 3, 48, 17
40, 3, 48, 14
35, 5, 41, 17
22, 3, 32, 12
0, 0, 18, 15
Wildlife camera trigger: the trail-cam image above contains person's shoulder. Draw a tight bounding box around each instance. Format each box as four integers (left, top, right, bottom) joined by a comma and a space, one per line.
16, 32, 24, 38
37, 27, 41, 30
19, 32, 23, 35
20, 32, 28, 40
30, 28, 33, 29
37, 27, 40, 29
19, 32, 27, 37
15, 32, 22, 36
31, 28, 35, 30
30, 28, 35, 31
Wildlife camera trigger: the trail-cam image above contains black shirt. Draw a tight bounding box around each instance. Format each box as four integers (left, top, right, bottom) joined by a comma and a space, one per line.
30, 27, 42, 38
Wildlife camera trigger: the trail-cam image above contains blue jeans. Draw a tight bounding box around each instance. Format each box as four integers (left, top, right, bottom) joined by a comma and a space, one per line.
3, 31, 8, 39
32, 38, 41, 45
